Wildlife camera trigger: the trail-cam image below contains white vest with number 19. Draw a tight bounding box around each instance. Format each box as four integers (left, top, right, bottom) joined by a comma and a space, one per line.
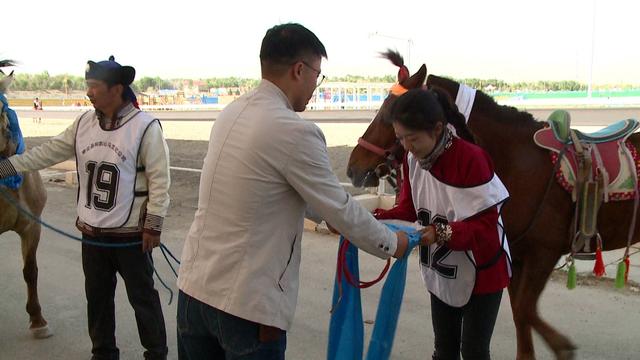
75, 111, 156, 229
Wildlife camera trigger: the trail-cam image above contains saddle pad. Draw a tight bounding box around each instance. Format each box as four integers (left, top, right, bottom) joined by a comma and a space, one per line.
575, 119, 639, 143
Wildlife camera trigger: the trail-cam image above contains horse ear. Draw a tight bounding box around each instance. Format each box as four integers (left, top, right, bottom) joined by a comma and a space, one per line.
401, 64, 427, 90
398, 66, 410, 83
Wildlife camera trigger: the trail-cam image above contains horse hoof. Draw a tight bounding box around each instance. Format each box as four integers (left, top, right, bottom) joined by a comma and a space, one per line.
30, 325, 53, 339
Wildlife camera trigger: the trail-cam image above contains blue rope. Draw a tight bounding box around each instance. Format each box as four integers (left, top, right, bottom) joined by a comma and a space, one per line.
147, 252, 174, 305
0, 185, 140, 247
0, 185, 181, 303
160, 244, 179, 277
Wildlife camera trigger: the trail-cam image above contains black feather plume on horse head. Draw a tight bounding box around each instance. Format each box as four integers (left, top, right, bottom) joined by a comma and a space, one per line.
379, 49, 403, 67
379, 49, 409, 82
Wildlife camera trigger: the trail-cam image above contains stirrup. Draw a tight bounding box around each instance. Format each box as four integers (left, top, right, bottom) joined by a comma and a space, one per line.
573, 252, 596, 261
571, 232, 598, 261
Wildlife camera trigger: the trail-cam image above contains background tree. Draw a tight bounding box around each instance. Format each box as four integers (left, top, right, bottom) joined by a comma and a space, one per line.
3, 71, 632, 94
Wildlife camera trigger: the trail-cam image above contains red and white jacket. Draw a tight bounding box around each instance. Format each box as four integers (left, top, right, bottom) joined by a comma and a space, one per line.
375, 137, 511, 304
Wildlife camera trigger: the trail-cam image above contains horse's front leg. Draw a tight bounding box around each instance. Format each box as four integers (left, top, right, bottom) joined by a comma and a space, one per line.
508, 261, 536, 360
20, 223, 52, 339
517, 247, 575, 359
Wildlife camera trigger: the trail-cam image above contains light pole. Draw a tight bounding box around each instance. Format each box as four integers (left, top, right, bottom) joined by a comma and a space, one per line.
369, 31, 413, 69
587, 0, 596, 99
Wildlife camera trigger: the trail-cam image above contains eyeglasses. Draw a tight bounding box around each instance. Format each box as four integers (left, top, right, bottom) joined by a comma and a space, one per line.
301, 60, 326, 87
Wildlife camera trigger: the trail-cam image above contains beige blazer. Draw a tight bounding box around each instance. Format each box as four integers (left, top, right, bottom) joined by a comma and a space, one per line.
177, 80, 397, 331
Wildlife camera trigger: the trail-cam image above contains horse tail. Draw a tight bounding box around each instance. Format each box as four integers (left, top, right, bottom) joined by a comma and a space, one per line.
431, 87, 475, 144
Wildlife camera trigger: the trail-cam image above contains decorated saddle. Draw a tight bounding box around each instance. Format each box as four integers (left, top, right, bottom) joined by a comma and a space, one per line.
534, 111, 640, 201
534, 109, 640, 268
534, 110, 640, 285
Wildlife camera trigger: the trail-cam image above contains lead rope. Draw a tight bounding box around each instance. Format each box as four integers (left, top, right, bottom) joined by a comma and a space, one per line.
330, 238, 391, 313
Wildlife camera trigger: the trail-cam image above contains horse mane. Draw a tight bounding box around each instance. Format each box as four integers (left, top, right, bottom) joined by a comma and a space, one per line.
428, 74, 540, 126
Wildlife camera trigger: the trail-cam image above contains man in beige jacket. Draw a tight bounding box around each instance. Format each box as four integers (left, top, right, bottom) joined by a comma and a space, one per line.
176, 23, 415, 359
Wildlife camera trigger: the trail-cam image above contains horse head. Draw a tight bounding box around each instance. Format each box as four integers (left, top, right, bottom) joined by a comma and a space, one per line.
347, 49, 426, 187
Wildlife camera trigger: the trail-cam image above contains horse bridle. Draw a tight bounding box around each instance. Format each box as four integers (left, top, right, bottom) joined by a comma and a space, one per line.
353, 82, 412, 192
357, 137, 403, 192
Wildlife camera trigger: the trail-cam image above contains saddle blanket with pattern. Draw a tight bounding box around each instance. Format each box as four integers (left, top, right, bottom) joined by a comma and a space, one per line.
534, 127, 639, 201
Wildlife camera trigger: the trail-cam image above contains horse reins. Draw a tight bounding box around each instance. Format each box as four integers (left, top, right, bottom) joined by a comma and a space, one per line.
331, 237, 391, 313
357, 137, 397, 160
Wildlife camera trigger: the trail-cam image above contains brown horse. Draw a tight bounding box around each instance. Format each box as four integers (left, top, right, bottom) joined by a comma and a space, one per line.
0, 64, 51, 338
347, 50, 640, 359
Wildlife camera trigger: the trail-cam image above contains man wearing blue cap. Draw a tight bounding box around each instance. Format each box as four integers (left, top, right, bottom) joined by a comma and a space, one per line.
0, 56, 171, 360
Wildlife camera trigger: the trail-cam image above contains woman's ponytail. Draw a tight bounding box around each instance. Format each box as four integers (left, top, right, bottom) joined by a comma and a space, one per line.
430, 87, 475, 144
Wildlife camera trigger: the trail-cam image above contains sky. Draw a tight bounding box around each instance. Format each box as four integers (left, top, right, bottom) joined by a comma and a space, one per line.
4, 0, 640, 85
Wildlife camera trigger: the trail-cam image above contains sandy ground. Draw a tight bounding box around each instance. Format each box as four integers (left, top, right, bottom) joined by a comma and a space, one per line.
0, 136, 639, 359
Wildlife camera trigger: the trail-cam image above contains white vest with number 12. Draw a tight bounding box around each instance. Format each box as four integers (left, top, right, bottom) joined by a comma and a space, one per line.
408, 153, 510, 307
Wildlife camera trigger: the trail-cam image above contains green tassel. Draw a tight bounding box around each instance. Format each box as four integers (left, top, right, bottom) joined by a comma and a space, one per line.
567, 262, 577, 289
615, 261, 627, 289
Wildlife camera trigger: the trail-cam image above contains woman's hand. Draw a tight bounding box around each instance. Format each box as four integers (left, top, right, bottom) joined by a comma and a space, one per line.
372, 208, 385, 219
419, 225, 437, 246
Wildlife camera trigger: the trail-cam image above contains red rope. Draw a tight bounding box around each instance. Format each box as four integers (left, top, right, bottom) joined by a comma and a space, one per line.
338, 238, 391, 289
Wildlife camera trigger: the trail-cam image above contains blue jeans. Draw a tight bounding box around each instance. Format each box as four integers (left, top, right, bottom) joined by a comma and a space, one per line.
177, 290, 287, 360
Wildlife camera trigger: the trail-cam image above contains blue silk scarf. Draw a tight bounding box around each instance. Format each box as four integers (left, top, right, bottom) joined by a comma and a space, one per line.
328, 222, 421, 360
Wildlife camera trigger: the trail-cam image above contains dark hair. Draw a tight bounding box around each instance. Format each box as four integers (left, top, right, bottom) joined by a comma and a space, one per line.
390, 88, 475, 143
259, 23, 327, 67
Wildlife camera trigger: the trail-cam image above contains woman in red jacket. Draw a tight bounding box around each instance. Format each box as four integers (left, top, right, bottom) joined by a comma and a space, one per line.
375, 87, 511, 360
